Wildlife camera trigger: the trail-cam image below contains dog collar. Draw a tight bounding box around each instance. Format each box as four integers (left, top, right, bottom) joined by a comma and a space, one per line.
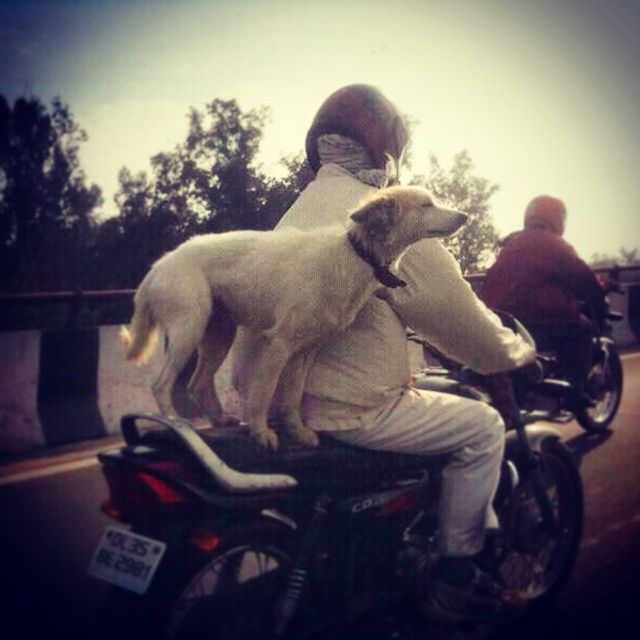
348, 233, 407, 289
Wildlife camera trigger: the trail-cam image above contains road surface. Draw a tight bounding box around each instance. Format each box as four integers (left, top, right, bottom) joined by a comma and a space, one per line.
1, 352, 639, 639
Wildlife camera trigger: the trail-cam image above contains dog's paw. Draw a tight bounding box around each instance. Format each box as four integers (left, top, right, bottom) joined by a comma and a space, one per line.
295, 426, 320, 448
284, 423, 320, 448
249, 426, 280, 450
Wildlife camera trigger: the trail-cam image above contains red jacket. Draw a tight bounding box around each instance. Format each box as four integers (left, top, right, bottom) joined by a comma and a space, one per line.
481, 229, 606, 325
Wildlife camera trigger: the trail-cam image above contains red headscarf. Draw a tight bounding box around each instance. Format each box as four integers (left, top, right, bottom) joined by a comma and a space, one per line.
524, 195, 566, 235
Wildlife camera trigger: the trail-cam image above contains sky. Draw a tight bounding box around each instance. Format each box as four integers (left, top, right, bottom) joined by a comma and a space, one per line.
1, 0, 640, 262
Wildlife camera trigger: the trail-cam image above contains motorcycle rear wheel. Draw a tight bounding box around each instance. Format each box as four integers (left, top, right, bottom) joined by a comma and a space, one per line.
494, 439, 583, 605
575, 345, 623, 432
164, 520, 294, 640
90, 519, 294, 640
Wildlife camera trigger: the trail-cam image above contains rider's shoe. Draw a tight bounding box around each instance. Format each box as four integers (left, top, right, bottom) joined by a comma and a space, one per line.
420, 565, 525, 625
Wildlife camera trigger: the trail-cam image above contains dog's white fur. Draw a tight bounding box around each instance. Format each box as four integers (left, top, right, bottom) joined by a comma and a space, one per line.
120, 185, 466, 449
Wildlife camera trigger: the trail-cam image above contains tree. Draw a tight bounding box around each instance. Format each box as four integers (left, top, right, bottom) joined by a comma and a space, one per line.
142, 98, 273, 235
590, 246, 640, 269
94, 99, 311, 287
89, 168, 158, 289
0, 95, 102, 291
411, 151, 500, 273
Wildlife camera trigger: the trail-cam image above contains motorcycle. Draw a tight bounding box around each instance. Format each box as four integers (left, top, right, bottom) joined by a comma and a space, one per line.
88, 316, 583, 639
511, 286, 624, 434
525, 313, 623, 433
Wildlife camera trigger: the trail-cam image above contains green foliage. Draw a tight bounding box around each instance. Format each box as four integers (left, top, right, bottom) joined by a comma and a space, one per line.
0, 92, 501, 295
0, 95, 102, 291
92, 99, 311, 288
411, 150, 500, 273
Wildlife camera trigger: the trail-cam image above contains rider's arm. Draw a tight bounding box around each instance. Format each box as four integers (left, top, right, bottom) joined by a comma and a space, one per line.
387, 240, 536, 374
554, 239, 607, 318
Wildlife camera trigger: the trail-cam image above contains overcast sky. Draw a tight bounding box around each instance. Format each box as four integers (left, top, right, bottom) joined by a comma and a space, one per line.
1, 0, 639, 262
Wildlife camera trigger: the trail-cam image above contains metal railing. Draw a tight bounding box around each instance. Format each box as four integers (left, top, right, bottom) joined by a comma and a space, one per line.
1, 265, 639, 331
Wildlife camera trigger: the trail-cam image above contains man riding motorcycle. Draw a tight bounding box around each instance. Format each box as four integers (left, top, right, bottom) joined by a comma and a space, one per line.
225, 84, 536, 621
481, 195, 607, 405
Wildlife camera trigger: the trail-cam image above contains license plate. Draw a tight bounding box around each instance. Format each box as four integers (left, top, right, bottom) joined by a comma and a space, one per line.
88, 525, 166, 594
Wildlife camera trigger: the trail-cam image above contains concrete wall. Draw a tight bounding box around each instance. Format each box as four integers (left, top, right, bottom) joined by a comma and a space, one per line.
0, 326, 163, 456
0, 330, 44, 454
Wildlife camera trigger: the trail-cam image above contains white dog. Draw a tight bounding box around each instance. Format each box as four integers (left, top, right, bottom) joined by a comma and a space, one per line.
120, 186, 466, 449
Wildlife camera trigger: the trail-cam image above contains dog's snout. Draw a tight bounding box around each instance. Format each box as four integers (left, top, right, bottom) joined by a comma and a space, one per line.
454, 211, 468, 226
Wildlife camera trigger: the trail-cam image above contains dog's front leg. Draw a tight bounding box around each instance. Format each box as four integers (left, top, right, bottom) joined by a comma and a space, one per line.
276, 347, 320, 447
246, 337, 293, 450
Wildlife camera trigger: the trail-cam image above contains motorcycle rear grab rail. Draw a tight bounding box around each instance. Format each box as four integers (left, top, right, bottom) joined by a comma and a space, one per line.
120, 414, 298, 494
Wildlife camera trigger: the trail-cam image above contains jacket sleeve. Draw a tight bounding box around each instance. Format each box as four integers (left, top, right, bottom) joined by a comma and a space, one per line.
555, 239, 607, 316
387, 240, 536, 374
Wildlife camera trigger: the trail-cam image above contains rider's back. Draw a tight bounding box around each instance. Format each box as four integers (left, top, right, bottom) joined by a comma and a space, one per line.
481, 228, 600, 325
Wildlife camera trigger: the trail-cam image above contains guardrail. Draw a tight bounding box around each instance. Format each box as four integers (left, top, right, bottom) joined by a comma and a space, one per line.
1, 265, 639, 329
0, 289, 134, 331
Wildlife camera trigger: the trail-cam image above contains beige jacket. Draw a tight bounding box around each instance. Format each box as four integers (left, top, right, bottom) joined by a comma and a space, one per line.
225, 164, 535, 430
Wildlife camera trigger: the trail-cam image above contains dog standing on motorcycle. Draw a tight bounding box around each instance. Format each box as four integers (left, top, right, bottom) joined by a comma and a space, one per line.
221, 84, 536, 620
481, 195, 607, 404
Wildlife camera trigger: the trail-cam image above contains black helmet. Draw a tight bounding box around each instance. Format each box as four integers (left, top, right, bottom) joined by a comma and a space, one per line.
305, 84, 408, 173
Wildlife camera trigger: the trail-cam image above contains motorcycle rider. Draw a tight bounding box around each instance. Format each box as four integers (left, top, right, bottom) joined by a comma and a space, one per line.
226, 84, 536, 620
481, 195, 607, 404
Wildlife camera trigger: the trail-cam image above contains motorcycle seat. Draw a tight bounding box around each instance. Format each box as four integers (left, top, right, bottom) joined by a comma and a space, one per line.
139, 423, 445, 491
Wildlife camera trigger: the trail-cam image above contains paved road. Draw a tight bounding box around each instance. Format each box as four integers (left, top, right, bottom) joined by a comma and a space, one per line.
1, 352, 639, 639
0, 467, 111, 639
492, 351, 640, 638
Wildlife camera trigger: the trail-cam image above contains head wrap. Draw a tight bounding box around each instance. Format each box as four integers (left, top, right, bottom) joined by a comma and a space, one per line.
524, 195, 566, 235
306, 84, 408, 174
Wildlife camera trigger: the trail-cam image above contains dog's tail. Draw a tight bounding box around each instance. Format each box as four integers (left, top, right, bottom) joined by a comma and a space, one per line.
120, 295, 159, 365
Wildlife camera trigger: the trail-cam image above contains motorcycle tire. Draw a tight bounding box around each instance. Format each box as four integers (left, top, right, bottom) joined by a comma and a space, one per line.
494, 438, 583, 606
575, 344, 623, 432
89, 518, 295, 640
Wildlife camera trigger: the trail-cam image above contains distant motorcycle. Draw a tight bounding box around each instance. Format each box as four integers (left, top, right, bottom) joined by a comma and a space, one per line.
88, 317, 583, 639
417, 287, 624, 435
522, 306, 623, 433
507, 282, 624, 433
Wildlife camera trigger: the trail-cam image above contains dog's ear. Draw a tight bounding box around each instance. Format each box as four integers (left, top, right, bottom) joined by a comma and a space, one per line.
350, 194, 400, 234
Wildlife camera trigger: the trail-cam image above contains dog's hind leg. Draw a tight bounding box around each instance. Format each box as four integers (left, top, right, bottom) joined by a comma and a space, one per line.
152, 311, 209, 417
245, 337, 294, 450
276, 347, 320, 447
188, 306, 237, 423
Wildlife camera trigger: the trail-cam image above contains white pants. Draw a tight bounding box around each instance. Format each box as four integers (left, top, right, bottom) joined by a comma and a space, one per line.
326, 388, 505, 557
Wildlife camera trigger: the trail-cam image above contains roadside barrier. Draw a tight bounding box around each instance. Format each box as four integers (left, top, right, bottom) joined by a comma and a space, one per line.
1, 270, 638, 456
0, 326, 163, 456
0, 330, 44, 454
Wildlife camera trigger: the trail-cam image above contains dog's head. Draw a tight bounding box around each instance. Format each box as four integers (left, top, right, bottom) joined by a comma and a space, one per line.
349, 186, 467, 249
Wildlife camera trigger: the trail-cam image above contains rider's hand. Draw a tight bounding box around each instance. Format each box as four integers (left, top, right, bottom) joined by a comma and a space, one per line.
483, 373, 521, 429
516, 359, 544, 383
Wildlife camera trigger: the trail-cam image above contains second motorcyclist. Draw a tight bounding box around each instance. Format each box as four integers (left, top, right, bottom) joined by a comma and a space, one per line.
481, 195, 607, 405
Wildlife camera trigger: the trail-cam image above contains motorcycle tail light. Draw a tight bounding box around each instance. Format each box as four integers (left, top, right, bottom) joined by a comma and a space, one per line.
101, 500, 123, 521
137, 472, 187, 504
101, 463, 193, 522
189, 527, 221, 553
